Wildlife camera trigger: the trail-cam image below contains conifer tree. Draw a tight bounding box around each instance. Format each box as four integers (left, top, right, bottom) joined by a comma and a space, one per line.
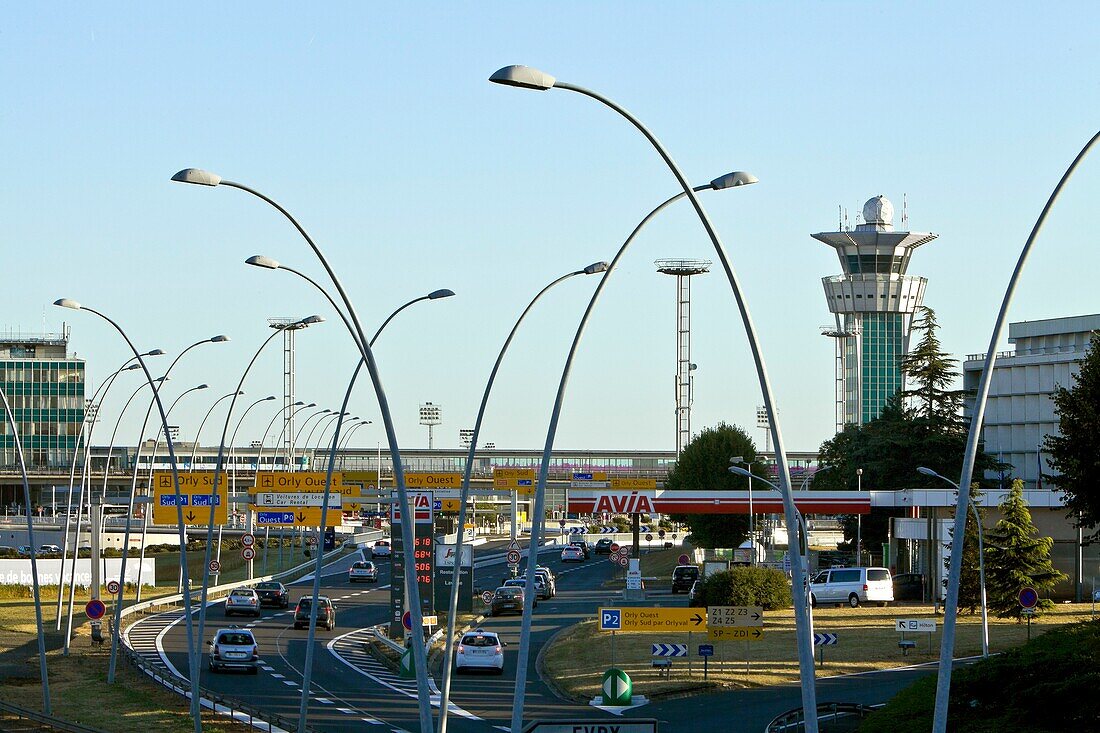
943, 482, 985, 615
984, 479, 1066, 619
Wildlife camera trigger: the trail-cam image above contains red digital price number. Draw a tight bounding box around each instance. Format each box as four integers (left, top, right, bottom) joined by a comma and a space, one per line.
415, 562, 431, 572
414, 536, 432, 547
417, 574, 431, 584
414, 549, 431, 559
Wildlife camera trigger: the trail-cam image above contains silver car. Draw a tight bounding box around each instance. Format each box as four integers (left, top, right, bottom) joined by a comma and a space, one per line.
208, 628, 259, 673
224, 588, 261, 617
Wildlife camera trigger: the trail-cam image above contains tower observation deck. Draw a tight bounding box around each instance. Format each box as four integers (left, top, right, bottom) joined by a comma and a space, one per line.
813, 196, 937, 431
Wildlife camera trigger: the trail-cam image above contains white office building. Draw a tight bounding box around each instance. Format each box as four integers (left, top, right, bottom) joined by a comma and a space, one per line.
962, 314, 1100, 487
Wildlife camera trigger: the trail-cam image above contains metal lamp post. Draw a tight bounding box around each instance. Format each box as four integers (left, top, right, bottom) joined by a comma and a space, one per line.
274, 401, 318, 470
730, 456, 757, 564
932, 129, 1100, 732
491, 63, 790, 730
54, 299, 205, 733
261, 400, 304, 471
437, 262, 605, 733
172, 169, 440, 733
917, 467, 988, 658
194, 316, 324, 667
856, 468, 863, 565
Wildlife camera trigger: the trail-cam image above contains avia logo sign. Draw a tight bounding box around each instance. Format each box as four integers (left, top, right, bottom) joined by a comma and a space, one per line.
593, 491, 655, 514
410, 493, 431, 509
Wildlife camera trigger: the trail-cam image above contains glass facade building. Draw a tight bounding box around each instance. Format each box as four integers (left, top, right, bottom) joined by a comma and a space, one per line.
0, 334, 85, 468
814, 196, 936, 430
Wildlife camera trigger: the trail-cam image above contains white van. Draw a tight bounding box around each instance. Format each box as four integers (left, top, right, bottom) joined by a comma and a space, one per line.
809, 566, 893, 608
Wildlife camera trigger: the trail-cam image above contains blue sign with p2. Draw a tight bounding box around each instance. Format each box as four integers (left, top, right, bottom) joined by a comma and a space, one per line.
600, 608, 621, 630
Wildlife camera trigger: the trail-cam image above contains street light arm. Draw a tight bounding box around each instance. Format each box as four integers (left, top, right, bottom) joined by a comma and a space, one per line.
934, 128, 1100, 732
190, 391, 241, 471
438, 266, 593, 732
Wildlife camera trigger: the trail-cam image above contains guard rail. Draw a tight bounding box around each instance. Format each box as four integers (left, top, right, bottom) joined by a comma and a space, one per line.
0, 700, 107, 733
765, 702, 883, 732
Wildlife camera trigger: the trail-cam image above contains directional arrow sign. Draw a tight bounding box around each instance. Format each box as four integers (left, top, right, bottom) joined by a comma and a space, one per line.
523, 721, 657, 733
651, 643, 687, 657
708, 627, 765, 642
597, 607, 706, 632
814, 633, 839, 646
601, 668, 632, 706
249, 506, 340, 527
707, 605, 764, 628
152, 472, 227, 525
256, 511, 295, 525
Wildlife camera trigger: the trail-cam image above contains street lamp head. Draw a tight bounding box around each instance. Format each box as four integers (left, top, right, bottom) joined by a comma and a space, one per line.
583, 262, 609, 275
263, 395, 277, 401
245, 255, 281, 270
917, 467, 938, 477
709, 171, 759, 190
125, 364, 142, 371
146, 349, 166, 356
196, 384, 210, 390
236, 390, 245, 395
728, 465, 749, 478
856, 467, 863, 476
489, 65, 556, 91
428, 289, 456, 300
171, 168, 222, 187
53, 298, 81, 310
730, 456, 745, 465
209, 335, 230, 343
298, 315, 325, 326
154, 376, 169, 383
306, 402, 317, 408
293, 400, 305, 406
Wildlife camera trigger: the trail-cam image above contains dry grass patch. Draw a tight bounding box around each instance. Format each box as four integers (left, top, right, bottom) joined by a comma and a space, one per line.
542, 601, 1098, 700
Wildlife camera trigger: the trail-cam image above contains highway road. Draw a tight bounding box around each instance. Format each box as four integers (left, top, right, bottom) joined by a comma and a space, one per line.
134, 544, 935, 732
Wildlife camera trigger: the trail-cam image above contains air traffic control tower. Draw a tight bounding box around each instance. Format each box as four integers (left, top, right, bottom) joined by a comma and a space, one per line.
813, 195, 937, 431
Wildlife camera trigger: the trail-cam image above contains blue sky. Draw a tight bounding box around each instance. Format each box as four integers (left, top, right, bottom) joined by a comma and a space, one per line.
2, 3, 1099, 459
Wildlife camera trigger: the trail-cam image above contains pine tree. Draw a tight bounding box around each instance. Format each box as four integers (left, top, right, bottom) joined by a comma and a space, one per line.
943, 482, 985, 615
899, 306, 968, 431
1044, 335, 1100, 541
984, 479, 1066, 619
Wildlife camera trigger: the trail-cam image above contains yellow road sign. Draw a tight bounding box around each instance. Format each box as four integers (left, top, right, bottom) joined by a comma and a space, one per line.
708, 626, 765, 642
253, 471, 354, 494
610, 477, 657, 490
152, 472, 227, 526
404, 472, 461, 489
341, 470, 378, 493
494, 468, 536, 495
707, 605, 764, 628
597, 607, 707, 632
440, 499, 462, 512
249, 505, 343, 528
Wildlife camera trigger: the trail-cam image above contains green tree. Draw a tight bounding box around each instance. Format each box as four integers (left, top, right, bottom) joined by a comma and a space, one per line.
665, 422, 753, 549
900, 307, 969, 430
1044, 336, 1100, 542
943, 482, 985, 615
984, 479, 1066, 619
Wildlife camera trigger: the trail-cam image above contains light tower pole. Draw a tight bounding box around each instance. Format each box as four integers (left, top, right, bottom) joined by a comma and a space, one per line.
655, 258, 710, 457
269, 317, 304, 469
419, 401, 441, 449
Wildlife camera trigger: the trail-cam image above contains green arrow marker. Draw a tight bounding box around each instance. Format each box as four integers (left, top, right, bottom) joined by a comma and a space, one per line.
601, 667, 632, 706
399, 647, 416, 679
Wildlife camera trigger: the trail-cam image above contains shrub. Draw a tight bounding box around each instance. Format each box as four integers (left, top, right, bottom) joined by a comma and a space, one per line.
697, 567, 792, 611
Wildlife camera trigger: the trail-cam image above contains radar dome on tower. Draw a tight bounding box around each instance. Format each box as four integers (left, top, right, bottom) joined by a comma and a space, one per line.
862, 195, 894, 227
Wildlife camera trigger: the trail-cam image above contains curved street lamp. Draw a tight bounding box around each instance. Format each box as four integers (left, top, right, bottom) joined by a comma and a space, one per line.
194, 316, 324, 667
0, 386, 51, 713
53, 299, 206, 731
438, 261, 605, 733
55, 359, 148, 629
932, 128, 1100, 732
273, 401, 318, 471
917, 466, 988, 658
490, 65, 812, 731
173, 168, 446, 732
259, 400, 305, 470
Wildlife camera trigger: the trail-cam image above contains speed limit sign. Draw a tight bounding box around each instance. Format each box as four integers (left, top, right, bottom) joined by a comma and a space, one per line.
241, 546, 256, 561
481, 590, 494, 605
617, 555, 629, 567
106, 580, 121, 595
208, 560, 221, 574
241, 533, 256, 548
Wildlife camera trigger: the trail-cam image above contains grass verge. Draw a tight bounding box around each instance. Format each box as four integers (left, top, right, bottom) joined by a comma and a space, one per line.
542, 600, 1098, 701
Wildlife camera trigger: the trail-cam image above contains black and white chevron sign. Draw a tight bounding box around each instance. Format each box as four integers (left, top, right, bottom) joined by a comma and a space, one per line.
651, 643, 688, 657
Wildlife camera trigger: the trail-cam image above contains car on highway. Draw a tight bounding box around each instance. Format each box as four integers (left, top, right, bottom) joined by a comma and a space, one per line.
207, 627, 259, 674
810, 566, 894, 608
504, 575, 548, 602
671, 565, 700, 594
518, 565, 557, 596
488, 586, 524, 617
37, 544, 62, 554
560, 545, 585, 563
16, 545, 35, 557
224, 588, 261, 617
348, 560, 379, 583
370, 540, 391, 559
294, 595, 336, 630
454, 629, 505, 674
569, 539, 592, 559
594, 538, 614, 555
253, 581, 290, 608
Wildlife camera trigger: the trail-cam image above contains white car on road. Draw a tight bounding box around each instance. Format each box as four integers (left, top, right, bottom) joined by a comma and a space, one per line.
370, 540, 391, 558
455, 629, 505, 674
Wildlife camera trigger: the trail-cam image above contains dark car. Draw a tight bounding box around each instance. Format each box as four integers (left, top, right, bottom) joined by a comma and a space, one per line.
671, 565, 700, 594
892, 572, 926, 602
254, 581, 290, 608
594, 538, 613, 555
569, 540, 592, 559
489, 586, 524, 617
294, 596, 336, 630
